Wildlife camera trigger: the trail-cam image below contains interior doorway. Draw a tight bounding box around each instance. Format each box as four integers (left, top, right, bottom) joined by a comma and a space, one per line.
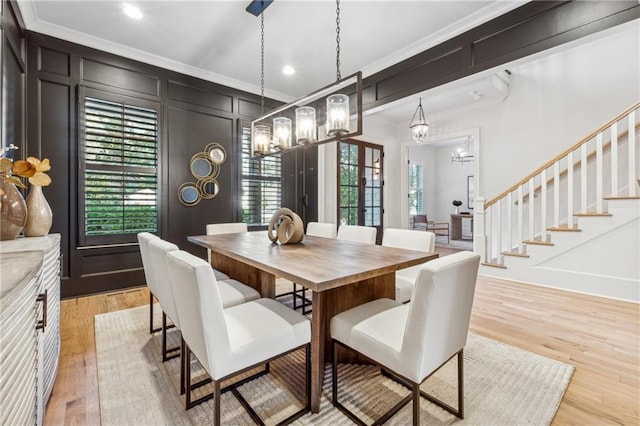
337, 140, 384, 242
402, 128, 479, 249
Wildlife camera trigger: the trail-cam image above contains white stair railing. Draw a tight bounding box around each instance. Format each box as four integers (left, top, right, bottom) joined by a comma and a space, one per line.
480, 102, 640, 266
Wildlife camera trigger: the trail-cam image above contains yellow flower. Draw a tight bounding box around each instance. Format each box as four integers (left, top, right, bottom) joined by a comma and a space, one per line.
26, 157, 52, 187
0, 158, 36, 188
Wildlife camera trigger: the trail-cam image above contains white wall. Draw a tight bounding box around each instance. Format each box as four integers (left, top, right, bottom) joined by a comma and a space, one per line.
320, 21, 639, 235
418, 23, 639, 202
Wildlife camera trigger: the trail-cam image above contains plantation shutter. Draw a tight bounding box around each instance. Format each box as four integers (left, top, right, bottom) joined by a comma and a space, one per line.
81, 94, 159, 245
240, 125, 281, 226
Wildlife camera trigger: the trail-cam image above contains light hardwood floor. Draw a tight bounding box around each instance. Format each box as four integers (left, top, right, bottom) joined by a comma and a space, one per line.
45, 256, 639, 425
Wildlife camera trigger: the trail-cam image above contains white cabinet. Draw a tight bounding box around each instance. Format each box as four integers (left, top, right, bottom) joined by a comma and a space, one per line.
0, 234, 61, 425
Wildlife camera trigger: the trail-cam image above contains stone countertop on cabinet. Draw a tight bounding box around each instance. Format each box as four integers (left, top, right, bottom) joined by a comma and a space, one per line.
0, 234, 61, 254
0, 251, 43, 302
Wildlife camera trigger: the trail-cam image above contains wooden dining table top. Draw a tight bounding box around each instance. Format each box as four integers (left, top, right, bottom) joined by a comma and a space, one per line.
188, 231, 438, 292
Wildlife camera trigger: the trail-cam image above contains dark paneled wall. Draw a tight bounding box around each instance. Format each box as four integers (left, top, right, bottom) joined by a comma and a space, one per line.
282, 145, 318, 225
1, 0, 25, 155
23, 32, 296, 298
5, 0, 636, 298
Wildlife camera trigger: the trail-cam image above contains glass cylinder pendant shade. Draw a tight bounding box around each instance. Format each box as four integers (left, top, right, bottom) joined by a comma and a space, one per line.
295, 106, 317, 144
253, 124, 272, 155
273, 117, 292, 149
411, 123, 429, 142
326, 94, 349, 137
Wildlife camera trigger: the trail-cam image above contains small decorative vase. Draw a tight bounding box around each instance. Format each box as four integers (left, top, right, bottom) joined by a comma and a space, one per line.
0, 176, 28, 240
455, 206, 460, 214
23, 185, 53, 237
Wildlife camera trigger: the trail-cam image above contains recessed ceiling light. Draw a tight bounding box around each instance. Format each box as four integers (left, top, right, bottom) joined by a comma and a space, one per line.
282, 65, 295, 76
123, 3, 143, 20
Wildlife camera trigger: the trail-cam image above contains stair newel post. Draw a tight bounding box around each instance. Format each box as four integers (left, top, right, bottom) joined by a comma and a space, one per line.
628, 110, 636, 197
581, 144, 588, 213
517, 186, 524, 254
567, 151, 574, 228
484, 202, 492, 263
611, 121, 618, 196
528, 178, 535, 241
506, 192, 513, 254
596, 132, 604, 213
553, 162, 560, 231
541, 168, 548, 235
475, 196, 487, 262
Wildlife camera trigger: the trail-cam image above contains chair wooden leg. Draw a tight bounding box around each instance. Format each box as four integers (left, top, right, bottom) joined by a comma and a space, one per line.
458, 347, 464, 419
413, 382, 420, 426
180, 338, 186, 395
162, 312, 168, 361
149, 292, 154, 334
306, 343, 311, 411
149, 292, 161, 334
161, 312, 180, 362
184, 344, 191, 410
331, 340, 338, 406
214, 379, 221, 426
292, 283, 298, 310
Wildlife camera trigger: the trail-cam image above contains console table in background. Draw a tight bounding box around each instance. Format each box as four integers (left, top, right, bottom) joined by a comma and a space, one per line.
451, 214, 474, 240
0, 234, 61, 425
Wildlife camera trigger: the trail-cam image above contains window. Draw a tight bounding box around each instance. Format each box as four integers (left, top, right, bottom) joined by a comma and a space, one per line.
240, 124, 281, 227
80, 92, 159, 245
408, 163, 424, 215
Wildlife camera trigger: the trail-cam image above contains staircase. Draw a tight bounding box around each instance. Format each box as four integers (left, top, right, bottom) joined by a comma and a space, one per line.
477, 102, 640, 302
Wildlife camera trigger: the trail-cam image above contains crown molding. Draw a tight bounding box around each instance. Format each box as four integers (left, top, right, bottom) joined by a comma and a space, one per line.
359, 1, 528, 79
15, 0, 523, 104
15, 1, 294, 102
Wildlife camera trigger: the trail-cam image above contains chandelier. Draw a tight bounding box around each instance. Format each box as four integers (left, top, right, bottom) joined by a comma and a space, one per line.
409, 98, 429, 142
451, 137, 474, 164
251, 0, 362, 157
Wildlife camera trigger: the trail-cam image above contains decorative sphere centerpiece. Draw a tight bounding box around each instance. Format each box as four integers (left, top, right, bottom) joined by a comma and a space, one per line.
267, 208, 304, 245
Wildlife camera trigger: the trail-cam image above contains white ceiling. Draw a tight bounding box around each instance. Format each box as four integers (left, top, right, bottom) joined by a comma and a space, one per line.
18, 0, 526, 107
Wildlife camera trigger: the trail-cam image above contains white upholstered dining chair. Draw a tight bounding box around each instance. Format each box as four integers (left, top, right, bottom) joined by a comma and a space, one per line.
148, 238, 183, 362
166, 250, 311, 424
306, 222, 337, 239
382, 228, 436, 303
138, 232, 161, 334
336, 224, 377, 244
205, 222, 248, 262
149, 237, 260, 399
330, 251, 481, 425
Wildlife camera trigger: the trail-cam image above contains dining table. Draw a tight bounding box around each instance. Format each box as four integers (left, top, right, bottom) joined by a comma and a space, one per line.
188, 230, 438, 413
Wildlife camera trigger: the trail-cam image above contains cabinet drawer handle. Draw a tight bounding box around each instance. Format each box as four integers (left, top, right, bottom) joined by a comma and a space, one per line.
36, 290, 48, 331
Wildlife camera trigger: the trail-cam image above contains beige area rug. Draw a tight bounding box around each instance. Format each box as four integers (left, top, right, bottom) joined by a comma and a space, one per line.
435, 235, 473, 251
95, 305, 573, 425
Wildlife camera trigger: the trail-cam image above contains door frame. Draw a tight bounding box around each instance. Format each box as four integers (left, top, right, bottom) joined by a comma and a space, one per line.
337, 139, 384, 241
400, 127, 481, 246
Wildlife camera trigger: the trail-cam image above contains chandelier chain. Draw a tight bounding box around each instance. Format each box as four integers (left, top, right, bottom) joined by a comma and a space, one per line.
260, 1, 265, 114
335, 0, 341, 81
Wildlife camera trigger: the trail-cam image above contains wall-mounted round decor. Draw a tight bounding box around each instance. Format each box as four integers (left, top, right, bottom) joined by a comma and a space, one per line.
179, 142, 227, 206
197, 178, 219, 200
178, 182, 200, 206
205, 143, 227, 165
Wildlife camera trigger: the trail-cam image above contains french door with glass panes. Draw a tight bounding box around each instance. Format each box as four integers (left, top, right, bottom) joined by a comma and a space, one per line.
337, 140, 384, 242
